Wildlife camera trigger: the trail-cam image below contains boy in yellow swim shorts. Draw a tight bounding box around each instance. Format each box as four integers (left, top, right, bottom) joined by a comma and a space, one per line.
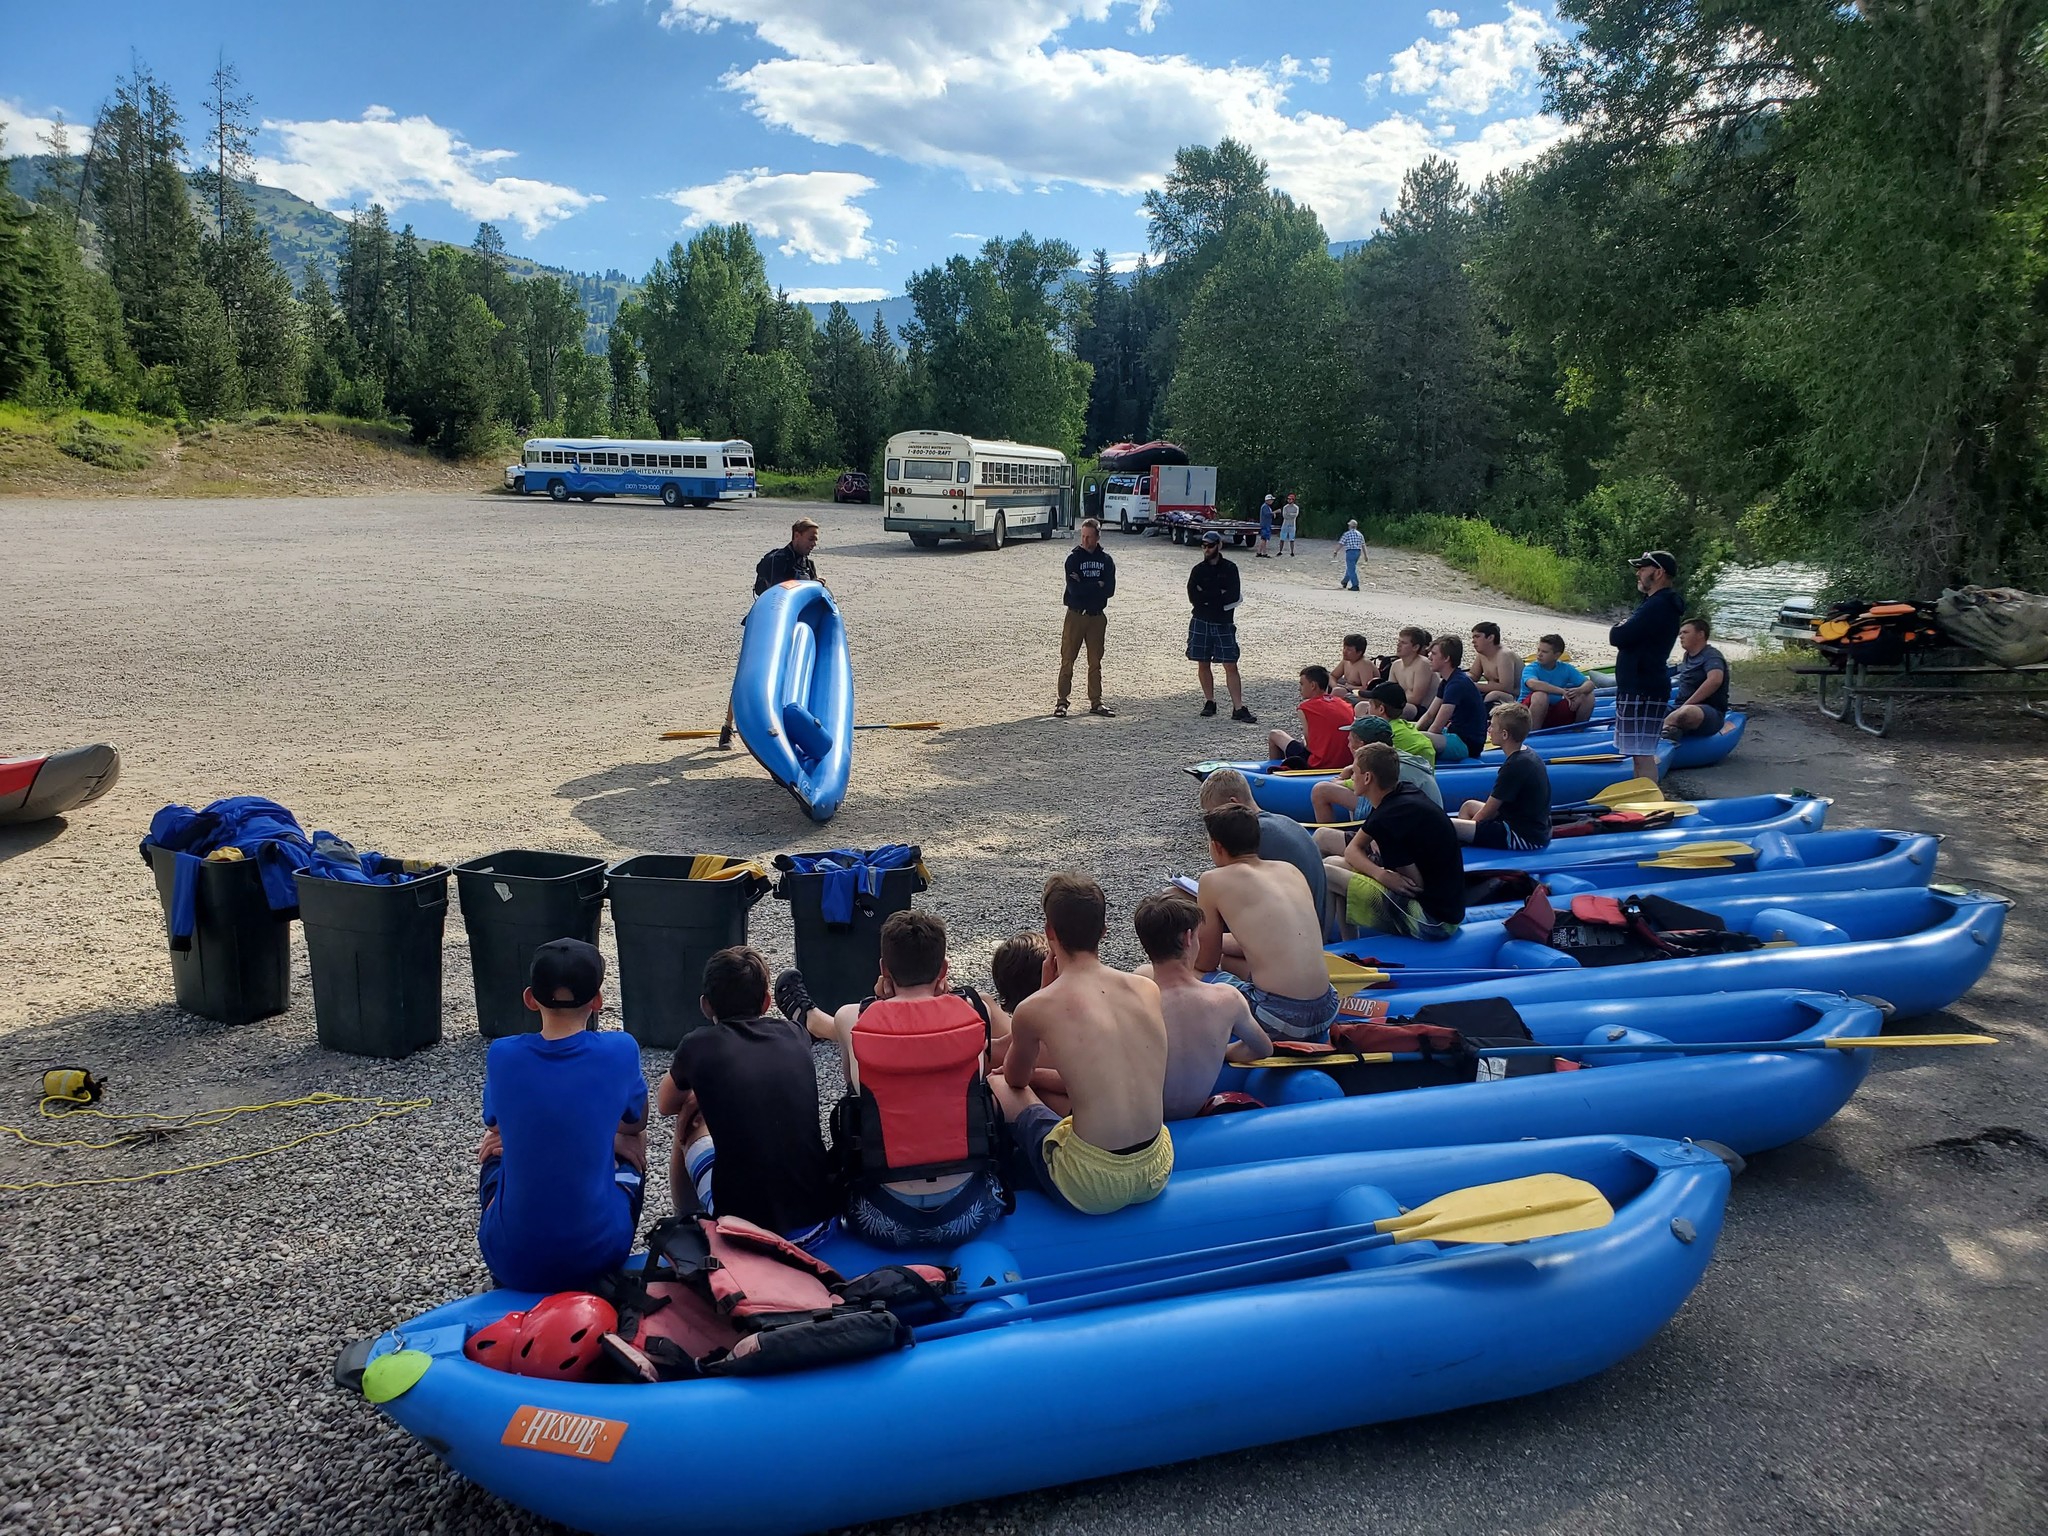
993, 872, 1173, 1215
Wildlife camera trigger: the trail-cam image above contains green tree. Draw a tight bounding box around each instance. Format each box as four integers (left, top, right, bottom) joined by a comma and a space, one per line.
0, 129, 40, 399
636, 224, 772, 435
523, 273, 586, 426
396, 247, 501, 454
176, 284, 242, 418
815, 300, 889, 465
1165, 198, 1354, 514
901, 234, 1090, 451
606, 298, 655, 435
90, 62, 206, 373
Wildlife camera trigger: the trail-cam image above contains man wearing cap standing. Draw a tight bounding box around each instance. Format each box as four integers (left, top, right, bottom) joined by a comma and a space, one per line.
1188, 531, 1256, 722
475, 939, 649, 1292
1610, 550, 1685, 782
720, 518, 823, 750
1055, 517, 1116, 718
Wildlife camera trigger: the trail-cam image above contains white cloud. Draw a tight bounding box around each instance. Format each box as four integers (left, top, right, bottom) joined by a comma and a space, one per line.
250, 107, 600, 237
1278, 55, 1332, 86
652, 2, 1568, 239
1131, 0, 1167, 33
1105, 250, 1146, 272
0, 97, 71, 156
784, 285, 893, 303
666, 168, 878, 263
949, 231, 986, 241
1387, 3, 1559, 115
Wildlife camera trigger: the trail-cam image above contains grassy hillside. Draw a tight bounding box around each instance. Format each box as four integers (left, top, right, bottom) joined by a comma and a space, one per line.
4, 154, 637, 350
0, 402, 503, 497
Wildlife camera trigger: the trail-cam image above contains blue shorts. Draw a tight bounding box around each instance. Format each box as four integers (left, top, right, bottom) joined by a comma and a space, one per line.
1438, 732, 1473, 762
1470, 818, 1546, 852
1205, 971, 1342, 1043
1187, 618, 1241, 664
847, 1174, 1006, 1250
478, 1154, 646, 1231
681, 1136, 834, 1247
1676, 704, 1724, 737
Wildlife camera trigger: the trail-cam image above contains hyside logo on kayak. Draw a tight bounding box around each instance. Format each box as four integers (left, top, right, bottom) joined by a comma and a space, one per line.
501, 1406, 628, 1461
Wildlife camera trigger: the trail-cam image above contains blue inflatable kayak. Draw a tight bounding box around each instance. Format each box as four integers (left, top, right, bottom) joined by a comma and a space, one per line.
1183, 990, 1880, 1165
730, 580, 853, 822
1328, 887, 2007, 1019
350, 1135, 1728, 1536
1447, 793, 1831, 862
1466, 829, 1939, 916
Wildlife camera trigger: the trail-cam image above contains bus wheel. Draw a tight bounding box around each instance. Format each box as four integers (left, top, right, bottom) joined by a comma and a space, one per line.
579, 493, 597, 503
909, 533, 940, 549
987, 513, 1006, 550
1038, 518, 1052, 540
661, 483, 682, 508
548, 479, 568, 502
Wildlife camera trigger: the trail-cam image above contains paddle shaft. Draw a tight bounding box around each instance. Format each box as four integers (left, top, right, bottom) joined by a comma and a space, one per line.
920, 1187, 1605, 1341
1236, 1033, 1995, 1069
661, 721, 940, 740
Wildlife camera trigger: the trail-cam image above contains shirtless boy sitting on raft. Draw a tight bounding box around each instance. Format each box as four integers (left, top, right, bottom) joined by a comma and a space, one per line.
1133, 890, 1272, 1120
1194, 804, 1343, 1043
995, 873, 1172, 1216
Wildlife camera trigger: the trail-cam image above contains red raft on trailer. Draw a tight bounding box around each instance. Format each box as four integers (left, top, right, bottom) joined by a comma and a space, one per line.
0, 745, 122, 825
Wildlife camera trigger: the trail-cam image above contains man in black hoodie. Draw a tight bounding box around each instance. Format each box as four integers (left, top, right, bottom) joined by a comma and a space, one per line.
1187, 531, 1256, 722
1056, 518, 1117, 718
1609, 549, 1684, 781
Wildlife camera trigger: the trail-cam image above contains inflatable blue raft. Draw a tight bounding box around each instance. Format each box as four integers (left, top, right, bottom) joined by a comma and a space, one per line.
1466, 829, 1939, 915
731, 580, 853, 822
1184, 990, 1879, 1166
1441, 793, 1831, 863
1231, 716, 1745, 821
350, 1135, 1728, 1536
1329, 887, 2007, 1019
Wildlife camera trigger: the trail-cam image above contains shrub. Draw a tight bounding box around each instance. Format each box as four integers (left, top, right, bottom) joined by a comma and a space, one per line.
54, 416, 155, 472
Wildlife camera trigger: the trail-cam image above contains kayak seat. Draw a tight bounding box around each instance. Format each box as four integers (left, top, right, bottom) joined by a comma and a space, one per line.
1751, 832, 1803, 871
1744, 907, 1850, 947
1495, 939, 1582, 970
781, 702, 835, 766
1326, 1183, 1437, 1270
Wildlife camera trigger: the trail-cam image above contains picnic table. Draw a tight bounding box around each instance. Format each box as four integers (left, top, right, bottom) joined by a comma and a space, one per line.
1790, 648, 2048, 737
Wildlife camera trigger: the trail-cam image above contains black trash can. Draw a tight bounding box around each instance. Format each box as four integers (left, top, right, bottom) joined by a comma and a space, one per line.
773, 848, 927, 1013
607, 855, 773, 1050
454, 851, 607, 1038
295, 868, 450, 1059
145, 843, 293, 1024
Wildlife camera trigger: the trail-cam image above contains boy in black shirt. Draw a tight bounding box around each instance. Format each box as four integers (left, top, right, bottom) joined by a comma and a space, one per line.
1454, 702, 1552, 851
657, 945, 841, 1243
1322, 743, 1465, 940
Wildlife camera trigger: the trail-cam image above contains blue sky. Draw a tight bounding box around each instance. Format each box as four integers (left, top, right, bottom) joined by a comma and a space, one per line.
2, 1, 1571, 295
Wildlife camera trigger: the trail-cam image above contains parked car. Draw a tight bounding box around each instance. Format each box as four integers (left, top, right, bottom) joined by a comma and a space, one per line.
834, 470, 871, 504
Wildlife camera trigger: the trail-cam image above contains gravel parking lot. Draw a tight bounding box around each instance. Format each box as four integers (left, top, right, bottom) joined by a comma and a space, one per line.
0, 492, 2040, 1535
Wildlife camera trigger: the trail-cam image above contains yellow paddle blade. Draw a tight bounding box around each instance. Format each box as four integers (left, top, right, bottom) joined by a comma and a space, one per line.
1642, 856, 1736, 870
1548, 752, 1625, 764
877, 721, 944, 731
1379, 1173, 1614, 1246
1236, 1052, 1383, 1069
1824, 1033, 1998, 1049
660, 729, 719, 739
1592, 777, 1664, 806
1323, 954, 1390, 995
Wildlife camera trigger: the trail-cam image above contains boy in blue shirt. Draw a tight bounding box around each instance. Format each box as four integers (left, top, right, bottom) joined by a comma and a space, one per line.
476, 939, 648, 1292
1520, 633, 1595, 728
1415, 635, 1488, 761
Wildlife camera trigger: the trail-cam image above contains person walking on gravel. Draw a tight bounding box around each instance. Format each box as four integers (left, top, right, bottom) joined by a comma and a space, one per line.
1056, 517, 1116, 718
1188, 531, 1255, 722
1334, 520, 1365, 590
1610, 550, 1684, 782
719, 517, 821, 749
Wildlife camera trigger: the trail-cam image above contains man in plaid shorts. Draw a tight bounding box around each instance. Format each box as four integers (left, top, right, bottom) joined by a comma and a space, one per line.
1609, 550, 1684, 782
1187, 531, 1256, 722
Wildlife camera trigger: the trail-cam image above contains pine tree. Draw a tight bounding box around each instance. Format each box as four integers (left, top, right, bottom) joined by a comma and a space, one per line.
0, 130, 42, 398
90, 62, 207, 374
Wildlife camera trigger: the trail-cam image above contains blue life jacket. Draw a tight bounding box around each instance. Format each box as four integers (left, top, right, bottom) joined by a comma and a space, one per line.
775, 845, 923, 926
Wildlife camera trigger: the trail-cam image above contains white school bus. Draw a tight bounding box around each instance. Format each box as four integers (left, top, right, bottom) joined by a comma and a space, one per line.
882, 430, 1073, 550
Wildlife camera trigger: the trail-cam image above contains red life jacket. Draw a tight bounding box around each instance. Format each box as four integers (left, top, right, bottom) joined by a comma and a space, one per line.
834, 994, 1003, 1189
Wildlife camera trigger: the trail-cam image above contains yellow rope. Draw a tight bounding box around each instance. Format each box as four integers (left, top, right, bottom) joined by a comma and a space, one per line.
0, 1090, 431, 1192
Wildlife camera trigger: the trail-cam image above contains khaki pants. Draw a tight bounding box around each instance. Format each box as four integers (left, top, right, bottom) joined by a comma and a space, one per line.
1058, 609, 1107, 708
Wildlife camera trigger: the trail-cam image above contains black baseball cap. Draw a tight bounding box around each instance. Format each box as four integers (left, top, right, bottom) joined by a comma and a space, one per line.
1200, 530, 1222, 546
1630, 550, 1677, 575
530, 938, 604, 1009
1364, 681, 1407, 713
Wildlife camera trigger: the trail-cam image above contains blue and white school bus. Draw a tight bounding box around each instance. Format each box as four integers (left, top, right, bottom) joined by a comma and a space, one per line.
505, 438, 757, 507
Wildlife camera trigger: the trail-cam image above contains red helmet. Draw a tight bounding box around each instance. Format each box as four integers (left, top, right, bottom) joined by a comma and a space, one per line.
510, 1292, 619, 1381
464, 1308, 529, 1371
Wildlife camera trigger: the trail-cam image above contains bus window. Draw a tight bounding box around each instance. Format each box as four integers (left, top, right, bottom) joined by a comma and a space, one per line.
886, 458, 900, 479
956, 461, 970, 483
631, 453, 645, 467
899, 459, 954, 481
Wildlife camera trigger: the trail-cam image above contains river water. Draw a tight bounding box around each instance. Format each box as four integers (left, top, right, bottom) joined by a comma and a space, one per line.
1704, 561, 1827, 642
